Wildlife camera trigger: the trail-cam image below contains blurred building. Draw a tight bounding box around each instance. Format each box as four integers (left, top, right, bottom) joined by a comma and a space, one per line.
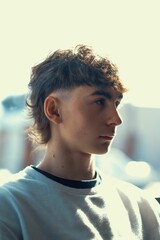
112, 104, 160, 170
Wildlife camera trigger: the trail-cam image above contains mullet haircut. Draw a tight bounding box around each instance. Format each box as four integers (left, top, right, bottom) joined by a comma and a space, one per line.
26, 44, 127, 144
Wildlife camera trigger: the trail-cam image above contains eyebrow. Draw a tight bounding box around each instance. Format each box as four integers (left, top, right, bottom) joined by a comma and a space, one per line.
90, 89, 123, 100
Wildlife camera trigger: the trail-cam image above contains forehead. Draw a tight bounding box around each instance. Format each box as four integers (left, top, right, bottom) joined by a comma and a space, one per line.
71, 85, 123, 100
89, 86, 123, 100
53, 85, 123, 101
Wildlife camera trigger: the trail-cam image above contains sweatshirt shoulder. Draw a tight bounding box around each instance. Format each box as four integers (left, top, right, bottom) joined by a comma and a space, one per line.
108, 175, 158, 205
100, 171, 160, 213
100, 171, 148, 197
0, 166, 38, 198
107, 175, 160, 219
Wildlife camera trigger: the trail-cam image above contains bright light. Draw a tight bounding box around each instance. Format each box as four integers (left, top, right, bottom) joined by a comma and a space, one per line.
125, 161, 151, 179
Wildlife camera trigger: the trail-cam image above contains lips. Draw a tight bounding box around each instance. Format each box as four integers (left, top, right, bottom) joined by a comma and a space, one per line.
99, 135, 115, 140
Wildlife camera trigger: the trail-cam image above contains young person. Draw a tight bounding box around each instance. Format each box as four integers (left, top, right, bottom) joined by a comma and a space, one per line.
0, 45, 160, 239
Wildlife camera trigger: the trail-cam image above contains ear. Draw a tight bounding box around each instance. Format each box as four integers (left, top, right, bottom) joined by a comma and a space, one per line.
44, 95, 62, 124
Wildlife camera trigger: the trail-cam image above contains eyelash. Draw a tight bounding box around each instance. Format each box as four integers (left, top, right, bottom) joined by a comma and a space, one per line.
95, 98, 105, 106
96, 99, 121, 108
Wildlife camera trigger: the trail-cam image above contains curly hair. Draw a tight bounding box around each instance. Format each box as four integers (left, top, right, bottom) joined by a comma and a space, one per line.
26, 44, 127, 145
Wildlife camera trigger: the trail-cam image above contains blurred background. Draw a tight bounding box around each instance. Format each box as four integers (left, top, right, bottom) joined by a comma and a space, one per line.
0, 0, 160, 197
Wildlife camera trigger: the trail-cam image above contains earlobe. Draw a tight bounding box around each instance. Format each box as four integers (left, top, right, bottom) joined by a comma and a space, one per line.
44, 96, 61, 124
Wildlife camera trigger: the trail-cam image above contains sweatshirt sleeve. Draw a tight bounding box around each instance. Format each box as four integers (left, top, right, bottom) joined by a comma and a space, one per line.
113, 177, 160, 239
0, 187, 21, 240
138, 191, 160, 240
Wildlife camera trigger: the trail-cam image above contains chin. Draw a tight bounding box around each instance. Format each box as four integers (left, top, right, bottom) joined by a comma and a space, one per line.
93, 146, 110, 155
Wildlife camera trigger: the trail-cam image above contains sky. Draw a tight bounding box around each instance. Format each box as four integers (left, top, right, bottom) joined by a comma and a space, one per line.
0, 0, 160, 108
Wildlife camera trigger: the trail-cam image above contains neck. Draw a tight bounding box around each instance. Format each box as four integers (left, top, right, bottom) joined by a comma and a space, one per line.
38, 144, 96, 181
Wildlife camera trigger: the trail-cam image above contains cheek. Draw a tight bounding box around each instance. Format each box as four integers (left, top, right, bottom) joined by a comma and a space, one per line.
69, 118, 89, 139
63, 105, 98, 137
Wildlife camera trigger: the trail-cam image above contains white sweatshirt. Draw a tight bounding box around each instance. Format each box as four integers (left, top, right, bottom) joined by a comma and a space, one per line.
0, 166, 160, 240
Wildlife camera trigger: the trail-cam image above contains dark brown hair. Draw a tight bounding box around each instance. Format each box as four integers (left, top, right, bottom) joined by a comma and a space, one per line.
26, 44, 127, 144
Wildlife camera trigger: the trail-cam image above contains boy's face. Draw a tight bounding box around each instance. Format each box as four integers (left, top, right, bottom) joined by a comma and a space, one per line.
55, 85, 123, 155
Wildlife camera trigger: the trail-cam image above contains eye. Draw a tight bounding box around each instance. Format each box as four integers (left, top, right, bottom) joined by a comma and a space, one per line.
96, 98, 105, 106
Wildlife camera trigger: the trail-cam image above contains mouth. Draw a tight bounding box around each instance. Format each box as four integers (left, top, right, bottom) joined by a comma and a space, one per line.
99, 135, 115, 141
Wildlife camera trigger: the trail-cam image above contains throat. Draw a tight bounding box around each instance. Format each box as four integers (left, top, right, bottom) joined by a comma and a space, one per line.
38, 154, 96, 181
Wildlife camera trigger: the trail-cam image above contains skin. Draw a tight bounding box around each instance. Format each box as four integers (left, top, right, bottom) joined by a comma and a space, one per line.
38, 85, 123, 181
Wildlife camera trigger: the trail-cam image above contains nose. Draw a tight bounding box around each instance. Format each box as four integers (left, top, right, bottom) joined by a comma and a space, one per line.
106, 108, 123, 126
